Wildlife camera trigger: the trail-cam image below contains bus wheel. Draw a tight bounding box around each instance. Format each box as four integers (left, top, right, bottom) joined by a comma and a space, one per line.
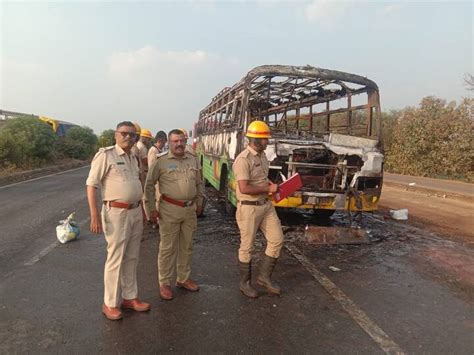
313, 209, 335, 219
220, 168, 236, 215
224, 186, 236, 215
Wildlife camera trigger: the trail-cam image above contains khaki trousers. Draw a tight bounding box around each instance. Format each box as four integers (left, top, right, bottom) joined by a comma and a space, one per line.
101, 205, 143, 307
157, 201, 197, 286
236, 201, 284, 263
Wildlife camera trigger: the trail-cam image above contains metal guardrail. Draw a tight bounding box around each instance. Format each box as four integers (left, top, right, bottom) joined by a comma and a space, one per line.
0, 109, 38, 120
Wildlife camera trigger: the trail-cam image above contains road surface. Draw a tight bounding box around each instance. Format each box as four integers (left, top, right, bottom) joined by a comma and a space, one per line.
0, 167, 473, 353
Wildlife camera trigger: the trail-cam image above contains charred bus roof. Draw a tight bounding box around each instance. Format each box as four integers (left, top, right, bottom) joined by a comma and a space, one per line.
201, 64, 379, 115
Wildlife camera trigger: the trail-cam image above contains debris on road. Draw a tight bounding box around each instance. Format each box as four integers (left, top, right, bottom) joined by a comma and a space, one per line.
305, 226, 369, 245
389, 209, 408, 220
56, 212, 80, 244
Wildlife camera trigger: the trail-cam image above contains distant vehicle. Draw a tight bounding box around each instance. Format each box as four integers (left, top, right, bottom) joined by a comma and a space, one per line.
193, 65, 384, 216
39, 116, 79, 136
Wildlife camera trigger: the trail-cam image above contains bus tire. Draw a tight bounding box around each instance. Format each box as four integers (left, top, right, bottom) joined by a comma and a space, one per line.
224, 184, 236, 216
313, 209, 335, 219
220, 166, 236, 215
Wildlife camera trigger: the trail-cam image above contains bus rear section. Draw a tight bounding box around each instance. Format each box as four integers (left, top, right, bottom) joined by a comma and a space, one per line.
266, 134, 383, 214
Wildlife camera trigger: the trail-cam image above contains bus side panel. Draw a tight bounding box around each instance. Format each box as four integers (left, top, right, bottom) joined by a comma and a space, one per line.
200, 153, 220, 190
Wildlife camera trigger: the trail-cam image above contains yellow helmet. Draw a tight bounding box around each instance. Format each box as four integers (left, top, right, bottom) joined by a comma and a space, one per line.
133, 122, 142, 135
179, 128, 189, 139
140, 128, 153, 139
246, 120, 271, 139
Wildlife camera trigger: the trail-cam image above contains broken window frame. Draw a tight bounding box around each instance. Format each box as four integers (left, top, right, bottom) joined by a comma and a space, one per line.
198, 65, 382, 146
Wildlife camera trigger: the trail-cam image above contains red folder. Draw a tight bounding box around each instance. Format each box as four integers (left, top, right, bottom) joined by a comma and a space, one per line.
273, 173, 303, 203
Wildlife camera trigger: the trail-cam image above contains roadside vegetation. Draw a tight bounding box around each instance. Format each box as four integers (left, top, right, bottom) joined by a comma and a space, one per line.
383, 96, 473, 182
0, 117, 98, 171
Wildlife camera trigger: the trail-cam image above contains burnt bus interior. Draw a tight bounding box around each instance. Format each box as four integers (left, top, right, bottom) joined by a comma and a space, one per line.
197, 65, 383, 204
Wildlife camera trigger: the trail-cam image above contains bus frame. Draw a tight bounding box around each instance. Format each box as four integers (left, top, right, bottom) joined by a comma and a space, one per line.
194, 65, 384, 216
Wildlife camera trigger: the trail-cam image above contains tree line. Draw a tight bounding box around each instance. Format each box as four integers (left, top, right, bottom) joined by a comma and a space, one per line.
0, 117, 114, 170
0, 95, 472, 181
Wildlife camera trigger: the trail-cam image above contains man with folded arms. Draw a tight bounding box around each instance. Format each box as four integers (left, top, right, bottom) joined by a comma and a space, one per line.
86, 121, 150, 320
144, 129, 204, 300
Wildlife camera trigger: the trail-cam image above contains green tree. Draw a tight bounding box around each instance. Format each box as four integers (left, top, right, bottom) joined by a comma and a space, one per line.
56, 126, 98, 160
380, 109, 401, 151
385, 96, 473, 181
0, 116, 57, 168
98, 129, 115, 147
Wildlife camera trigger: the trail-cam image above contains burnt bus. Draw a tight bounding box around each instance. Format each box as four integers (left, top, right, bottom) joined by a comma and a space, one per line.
194, 65, 384, 216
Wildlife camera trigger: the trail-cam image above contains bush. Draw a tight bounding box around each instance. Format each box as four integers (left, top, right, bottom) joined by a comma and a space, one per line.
98, 129, 115, 147
385, 97, 473, 181
0, 117, 57, 168
56, 126, 98, 160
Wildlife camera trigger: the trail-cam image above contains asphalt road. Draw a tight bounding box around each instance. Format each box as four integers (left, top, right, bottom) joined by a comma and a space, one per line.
384, 172, 474, 198
0, 167, 473, 354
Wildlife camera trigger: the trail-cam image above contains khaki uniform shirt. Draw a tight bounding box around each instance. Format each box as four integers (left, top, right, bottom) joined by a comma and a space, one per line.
86, 145, 143, 203
136, 141, 148, 161
232, 146, 269, 202
147, 145, 167, 167
144, 151, 204, 212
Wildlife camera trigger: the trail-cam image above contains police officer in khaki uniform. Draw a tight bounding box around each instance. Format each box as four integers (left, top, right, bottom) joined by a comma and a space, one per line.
147, 130, 168, 167
232, 120, 284, 298
86, 121, 150, 320
144, 129, 204, 300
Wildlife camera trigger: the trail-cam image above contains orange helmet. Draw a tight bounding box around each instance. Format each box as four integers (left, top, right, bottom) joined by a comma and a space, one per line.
140, 128, 153, 139
246, 120, 271, 139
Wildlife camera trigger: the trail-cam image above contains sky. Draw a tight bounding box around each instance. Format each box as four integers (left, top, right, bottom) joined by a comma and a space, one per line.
0, 0, 472, 135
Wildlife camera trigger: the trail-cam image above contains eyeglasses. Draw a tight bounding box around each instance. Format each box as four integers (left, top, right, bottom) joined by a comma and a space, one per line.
116, 131, 137, 139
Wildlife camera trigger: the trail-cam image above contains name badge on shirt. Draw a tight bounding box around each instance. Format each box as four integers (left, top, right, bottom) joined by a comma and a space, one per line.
117, 162, 125, 165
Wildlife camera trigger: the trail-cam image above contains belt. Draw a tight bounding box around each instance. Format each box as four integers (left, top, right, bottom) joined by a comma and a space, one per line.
162, 195, 194, 208
239, 199, 268, 206
104, 201, 141, 209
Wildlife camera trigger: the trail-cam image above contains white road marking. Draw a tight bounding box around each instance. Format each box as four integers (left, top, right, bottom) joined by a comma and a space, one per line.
24, 241, 58, 266
286, 244, 405, 355
0, 165, 90, 190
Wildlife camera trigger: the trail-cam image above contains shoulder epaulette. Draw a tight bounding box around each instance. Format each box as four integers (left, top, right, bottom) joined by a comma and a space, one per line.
98, 146, 115, 153
157, 151, 168, 158
238, 149, 250, 158
185, 148, 197, 157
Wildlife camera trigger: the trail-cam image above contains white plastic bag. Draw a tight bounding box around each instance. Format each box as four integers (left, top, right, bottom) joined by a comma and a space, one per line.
56, 212, 80, 244
389, 209, 408, 220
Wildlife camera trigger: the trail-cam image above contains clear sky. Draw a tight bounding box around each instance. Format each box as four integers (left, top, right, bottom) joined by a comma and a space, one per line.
1, 0, 472, 135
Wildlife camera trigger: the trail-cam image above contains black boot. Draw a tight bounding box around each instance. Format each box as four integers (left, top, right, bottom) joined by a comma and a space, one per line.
256, 255, 281, 295
239, 262, 258, 298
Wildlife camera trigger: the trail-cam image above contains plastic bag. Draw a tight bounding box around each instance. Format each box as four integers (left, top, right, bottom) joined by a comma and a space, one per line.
56, 212, 80, 244
389, 209, 408, 220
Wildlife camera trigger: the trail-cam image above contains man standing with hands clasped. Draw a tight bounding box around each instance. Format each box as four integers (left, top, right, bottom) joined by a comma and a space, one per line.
86, 121, 150, 320
232, 120, 284, 299
144, 129, 204, 300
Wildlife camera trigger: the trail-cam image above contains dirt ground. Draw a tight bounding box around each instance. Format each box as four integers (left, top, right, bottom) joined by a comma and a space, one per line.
379, 185, 474, 242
